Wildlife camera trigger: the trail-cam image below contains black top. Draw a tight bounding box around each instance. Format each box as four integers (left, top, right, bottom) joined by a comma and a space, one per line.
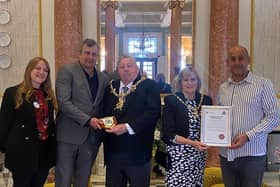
0, 86, 56, 172
162, 92, 212, 145
82, 67, 99, 102
157, 82, 172, 93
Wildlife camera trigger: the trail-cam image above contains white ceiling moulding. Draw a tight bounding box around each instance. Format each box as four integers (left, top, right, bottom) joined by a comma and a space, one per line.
100, 0, 192, 28
104, 0, 166, 2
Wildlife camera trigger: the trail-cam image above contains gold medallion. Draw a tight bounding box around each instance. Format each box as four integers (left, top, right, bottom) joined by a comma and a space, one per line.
115, 97, 125, 110
175, 94, 204, 119
100, 116, 117, 129
110, 76, 146, 111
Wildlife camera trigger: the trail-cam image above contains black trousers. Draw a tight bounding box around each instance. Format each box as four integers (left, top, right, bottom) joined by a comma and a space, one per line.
106, 161, 151, 187
12, 167, 50, 187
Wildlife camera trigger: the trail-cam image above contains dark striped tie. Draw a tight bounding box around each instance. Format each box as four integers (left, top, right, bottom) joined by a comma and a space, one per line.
122, 86, 129, 93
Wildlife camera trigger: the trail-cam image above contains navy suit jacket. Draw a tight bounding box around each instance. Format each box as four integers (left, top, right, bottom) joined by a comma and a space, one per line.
103, 75, 161, 165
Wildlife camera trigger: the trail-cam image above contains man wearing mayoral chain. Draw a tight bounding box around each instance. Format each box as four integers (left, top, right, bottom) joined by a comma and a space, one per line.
102, 54, 161, 187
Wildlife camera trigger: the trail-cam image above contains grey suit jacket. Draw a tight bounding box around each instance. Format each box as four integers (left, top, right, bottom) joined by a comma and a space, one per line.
55, 62, 108, 145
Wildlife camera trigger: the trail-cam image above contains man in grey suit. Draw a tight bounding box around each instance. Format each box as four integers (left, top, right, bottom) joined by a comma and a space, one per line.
55, 38, 108, 187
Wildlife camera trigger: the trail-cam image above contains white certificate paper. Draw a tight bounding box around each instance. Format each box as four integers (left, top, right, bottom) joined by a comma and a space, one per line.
200, 105, 232, 147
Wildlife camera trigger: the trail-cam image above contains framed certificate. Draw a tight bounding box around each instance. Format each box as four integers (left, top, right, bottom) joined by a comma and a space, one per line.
200, 105, 232, 147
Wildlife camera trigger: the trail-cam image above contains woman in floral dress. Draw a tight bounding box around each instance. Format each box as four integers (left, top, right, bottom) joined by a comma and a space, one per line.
162, 67, 212, 187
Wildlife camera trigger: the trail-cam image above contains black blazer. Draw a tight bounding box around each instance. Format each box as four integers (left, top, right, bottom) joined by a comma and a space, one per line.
0, 86, 56, 172
103, 76, 161, 165
162, 92, 212, 145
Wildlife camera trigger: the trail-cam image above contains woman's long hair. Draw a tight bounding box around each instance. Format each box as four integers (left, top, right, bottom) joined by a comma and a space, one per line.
15, 57, 58, 111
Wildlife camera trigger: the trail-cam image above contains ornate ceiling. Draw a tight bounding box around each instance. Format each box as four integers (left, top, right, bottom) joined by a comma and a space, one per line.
100, 0, 192, 28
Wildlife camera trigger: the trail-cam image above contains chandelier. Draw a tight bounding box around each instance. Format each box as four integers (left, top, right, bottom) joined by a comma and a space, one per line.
134, 14, 152, 53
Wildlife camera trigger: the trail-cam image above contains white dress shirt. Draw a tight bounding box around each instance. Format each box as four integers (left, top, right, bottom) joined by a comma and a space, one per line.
119, 81, 135, 135
218, 72, 280, 161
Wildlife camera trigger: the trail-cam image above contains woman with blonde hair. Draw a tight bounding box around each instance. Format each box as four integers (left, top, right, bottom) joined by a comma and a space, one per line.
0, 57, 57, 187
162, 67, 212, 187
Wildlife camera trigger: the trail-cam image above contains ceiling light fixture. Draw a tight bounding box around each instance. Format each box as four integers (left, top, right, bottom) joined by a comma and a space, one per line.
134, 14, 152, 55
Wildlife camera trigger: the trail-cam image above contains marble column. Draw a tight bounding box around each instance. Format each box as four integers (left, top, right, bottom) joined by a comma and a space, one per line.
102, 1, 118, 73
169, 0, 184, 81
55, 0, 82, 72
207, 0, 239, 167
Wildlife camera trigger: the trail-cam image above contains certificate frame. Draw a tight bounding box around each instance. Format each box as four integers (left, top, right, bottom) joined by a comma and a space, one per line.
200, 105, 232, 147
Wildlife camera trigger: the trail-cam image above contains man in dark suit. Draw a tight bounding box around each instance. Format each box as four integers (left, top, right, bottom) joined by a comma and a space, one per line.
102, 55, 161, 187
55, 39, 108, 187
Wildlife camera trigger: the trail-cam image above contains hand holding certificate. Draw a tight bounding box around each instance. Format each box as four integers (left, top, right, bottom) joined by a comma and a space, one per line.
200, 105, 232, 147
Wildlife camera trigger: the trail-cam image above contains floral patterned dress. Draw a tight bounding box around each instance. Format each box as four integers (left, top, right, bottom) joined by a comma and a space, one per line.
166, 99, 206, 187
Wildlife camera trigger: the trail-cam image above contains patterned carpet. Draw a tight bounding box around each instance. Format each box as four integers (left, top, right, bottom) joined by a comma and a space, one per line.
90, 174, 165, 187
0, 162, 165, 187
0, 168, 165, 187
